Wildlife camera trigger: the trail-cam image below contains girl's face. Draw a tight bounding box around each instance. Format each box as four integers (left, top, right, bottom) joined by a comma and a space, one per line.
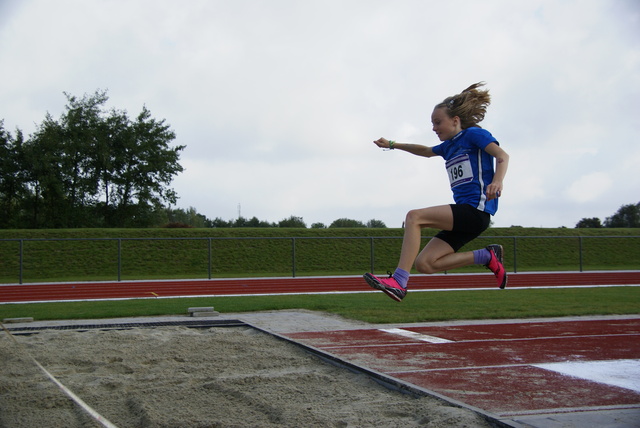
431, 107, 461, 141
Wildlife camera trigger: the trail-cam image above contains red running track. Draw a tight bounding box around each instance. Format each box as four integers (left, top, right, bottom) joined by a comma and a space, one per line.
285, 318, 640, 420
0, 271, 639, 303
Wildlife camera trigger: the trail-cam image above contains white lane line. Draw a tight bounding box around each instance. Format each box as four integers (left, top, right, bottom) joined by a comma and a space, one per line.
379, 328, 453, 344
1, 323, 119, 428
534, 359, 640, 393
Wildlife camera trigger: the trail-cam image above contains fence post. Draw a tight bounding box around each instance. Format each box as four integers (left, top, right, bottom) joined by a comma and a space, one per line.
117, 238, 122, 282
579, 236, 583, 272
19, 239, 23, 284
513, 237, 517, 273
208, 238, 212, 279
370, 237, 375, 273
291, 237, 296, 278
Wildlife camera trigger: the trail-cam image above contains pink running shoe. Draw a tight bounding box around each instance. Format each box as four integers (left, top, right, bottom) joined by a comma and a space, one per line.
363, 272, 407, 302
485, 244, 507, 289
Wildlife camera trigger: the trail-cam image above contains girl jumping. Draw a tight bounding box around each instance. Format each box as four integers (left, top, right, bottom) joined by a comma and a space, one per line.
364, 82, 510, 301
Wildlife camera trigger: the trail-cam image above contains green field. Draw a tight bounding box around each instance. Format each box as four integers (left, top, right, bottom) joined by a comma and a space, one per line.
1, 227, 639, 284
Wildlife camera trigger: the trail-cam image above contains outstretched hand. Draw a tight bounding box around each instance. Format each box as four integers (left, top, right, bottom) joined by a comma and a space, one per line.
373, 137, 391, 149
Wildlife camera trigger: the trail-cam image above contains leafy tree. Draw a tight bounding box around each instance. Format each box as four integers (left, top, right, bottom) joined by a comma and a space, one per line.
366, 219, 387, 228
232, 216, 250, 227
0, 124, 27, 228
230, 216, 273, 227
278, 216, 306, 228
209, 217, 232, 228
576, 217, 602, 228
164, 206, 208, 228
60, 91, 107, 224
9, 90, 185, 228
604, 202, 640, 228
245, 216, 262, 227
23, 112, 70, 227
104, 105, 184, 227
248, 216, 274, 227
311, 222, 326, 229
329, 218, 366, 228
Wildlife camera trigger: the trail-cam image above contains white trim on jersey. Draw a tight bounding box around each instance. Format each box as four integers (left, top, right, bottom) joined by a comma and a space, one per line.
476, 149, 487, 211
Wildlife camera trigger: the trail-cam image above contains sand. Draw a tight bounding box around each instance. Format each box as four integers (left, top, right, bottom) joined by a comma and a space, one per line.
0, 325, 491, 427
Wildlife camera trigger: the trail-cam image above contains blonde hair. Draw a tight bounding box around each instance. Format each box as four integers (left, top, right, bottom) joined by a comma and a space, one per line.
435, 82, 491, 129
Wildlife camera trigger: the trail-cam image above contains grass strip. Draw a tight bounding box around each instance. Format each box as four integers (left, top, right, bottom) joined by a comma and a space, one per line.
1, 287, 638, 324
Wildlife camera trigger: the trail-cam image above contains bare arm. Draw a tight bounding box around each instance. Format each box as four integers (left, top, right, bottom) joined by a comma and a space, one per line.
484, 142, 509, 201
373, 137, 437, 158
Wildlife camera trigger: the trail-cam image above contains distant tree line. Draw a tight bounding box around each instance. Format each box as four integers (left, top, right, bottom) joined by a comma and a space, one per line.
0, 90, 185, 228
165, 208, 388, 229
576, 202, 640, 228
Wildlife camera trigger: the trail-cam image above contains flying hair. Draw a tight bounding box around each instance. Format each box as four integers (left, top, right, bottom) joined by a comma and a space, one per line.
435, 82, 491, 129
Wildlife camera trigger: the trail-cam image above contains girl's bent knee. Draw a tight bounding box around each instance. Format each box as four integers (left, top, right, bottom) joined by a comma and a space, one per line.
405, 209, 421, 226
415, 259, 437, 275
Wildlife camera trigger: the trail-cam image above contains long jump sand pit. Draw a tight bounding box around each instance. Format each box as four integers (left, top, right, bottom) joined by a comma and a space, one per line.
0, 325, 490, 427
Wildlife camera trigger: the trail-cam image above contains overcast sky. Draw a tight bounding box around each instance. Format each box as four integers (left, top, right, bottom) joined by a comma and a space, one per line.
1, 0, 639, 228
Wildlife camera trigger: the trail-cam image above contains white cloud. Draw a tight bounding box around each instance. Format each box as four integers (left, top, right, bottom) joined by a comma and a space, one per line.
566, 172, 614, 203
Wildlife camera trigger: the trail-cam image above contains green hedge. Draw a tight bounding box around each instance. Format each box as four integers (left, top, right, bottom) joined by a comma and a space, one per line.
0, 228, 639, 283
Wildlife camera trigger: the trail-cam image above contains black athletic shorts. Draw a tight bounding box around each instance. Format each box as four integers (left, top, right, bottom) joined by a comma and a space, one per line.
434, 204, 491, 252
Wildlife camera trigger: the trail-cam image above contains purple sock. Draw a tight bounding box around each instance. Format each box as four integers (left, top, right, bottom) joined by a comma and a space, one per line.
392, 268, 410, 289
473, 249, 491, 265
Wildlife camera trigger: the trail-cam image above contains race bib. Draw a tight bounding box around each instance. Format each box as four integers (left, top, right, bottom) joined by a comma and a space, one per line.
445, 154, 473, 188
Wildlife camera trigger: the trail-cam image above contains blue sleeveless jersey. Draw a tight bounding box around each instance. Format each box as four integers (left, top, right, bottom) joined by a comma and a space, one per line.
432, 127, 499, 215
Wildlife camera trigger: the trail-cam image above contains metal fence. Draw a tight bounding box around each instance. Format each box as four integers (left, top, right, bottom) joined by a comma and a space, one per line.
1, 235, 638, 284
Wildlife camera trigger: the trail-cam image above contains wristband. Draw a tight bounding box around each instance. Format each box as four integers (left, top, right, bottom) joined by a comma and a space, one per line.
388, 140, 395, 150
